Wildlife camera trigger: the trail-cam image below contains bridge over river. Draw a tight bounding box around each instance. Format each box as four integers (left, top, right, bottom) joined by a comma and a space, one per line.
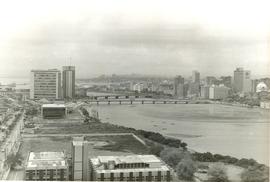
85, 99, 189, 105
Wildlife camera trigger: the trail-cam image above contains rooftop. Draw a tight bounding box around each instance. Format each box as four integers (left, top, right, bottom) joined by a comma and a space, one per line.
42, 104, 66, 108
26, 152, 68, 169
97, 155, 161, 164
91, 155, 170, 173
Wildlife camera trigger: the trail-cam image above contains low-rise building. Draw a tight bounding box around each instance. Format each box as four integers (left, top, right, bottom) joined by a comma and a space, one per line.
209, 85, 230, 100
25, 152, 69, 181
260, 101, 270, 109
89, 155, 173, 181
41, 104, 67, 119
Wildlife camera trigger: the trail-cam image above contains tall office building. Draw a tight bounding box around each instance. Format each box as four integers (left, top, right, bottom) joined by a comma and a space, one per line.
174, 75, 185, 98
71, 137, 90, 181
233, 68, 252, 93
192, 70, 200, 83
62, 66, 75, 99
30, 69, 61, 100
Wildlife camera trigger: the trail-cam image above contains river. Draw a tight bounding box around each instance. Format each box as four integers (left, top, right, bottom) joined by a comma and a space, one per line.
96, 104, 270, 165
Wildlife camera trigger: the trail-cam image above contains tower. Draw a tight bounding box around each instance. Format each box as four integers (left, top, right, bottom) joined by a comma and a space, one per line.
62, 66, 75, 99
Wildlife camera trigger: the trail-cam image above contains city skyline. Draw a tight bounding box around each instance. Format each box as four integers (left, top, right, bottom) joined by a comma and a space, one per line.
0, 0, 269, 79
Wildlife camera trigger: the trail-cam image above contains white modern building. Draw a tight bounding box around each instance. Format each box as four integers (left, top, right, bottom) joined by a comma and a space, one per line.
25, 152, 69, 181
209, 85, 230, 100
62, 66, 75, 99
89, 155, 173, 181
30, 69, 61, 100
71, 137, 173, 181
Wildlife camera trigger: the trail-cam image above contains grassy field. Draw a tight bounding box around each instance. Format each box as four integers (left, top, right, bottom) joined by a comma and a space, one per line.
19, 134, 148, 162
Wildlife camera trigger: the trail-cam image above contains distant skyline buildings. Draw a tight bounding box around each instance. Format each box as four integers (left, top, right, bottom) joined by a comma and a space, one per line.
233, 67, 252, 93
192, 70, 200, 83
173, 75, 185, 98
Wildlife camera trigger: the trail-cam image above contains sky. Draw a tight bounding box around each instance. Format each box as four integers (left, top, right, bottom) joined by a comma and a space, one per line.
0, 0, 269, 79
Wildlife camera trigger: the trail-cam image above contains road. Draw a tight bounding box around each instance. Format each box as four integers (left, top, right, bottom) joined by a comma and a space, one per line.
7, 169, 24, 180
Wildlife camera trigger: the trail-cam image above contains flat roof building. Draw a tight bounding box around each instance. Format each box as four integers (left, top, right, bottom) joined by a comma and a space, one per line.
89, 155, 173, 181
41, 104, 67, 119
30, 69, 61, 100
25, 152, 69, 181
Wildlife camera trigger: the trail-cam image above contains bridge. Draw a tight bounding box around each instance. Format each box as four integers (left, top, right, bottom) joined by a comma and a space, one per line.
88, 94, 153, 100
85, 99, 189, 105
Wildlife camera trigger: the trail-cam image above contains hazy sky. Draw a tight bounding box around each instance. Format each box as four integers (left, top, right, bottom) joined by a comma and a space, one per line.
0, 0, 269, 78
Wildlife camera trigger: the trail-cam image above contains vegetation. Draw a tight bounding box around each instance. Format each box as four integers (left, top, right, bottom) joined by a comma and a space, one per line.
160, 148, 192, 168
137, 129, 187, 149
148, 143, 164, 157
206, 163, 229, 182
241, 165, 269, 182
5, 153, 23, 169
192, 152, 267, 169
176, 156, 196, 181
25, 107, 38, 116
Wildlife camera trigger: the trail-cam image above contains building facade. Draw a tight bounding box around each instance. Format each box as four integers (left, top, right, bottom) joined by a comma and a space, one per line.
41, 104, 67, 119
89, 155, 173, 181
209, 85, 230, 100
192, 70, 200, 83
30, 69, 61, 100
62, 66, 75, 99
25, 152, 69, 181
200, 85, 210, 99
233, 68, 252, 93
71, 137, 91, 181
174, 76, 185, 98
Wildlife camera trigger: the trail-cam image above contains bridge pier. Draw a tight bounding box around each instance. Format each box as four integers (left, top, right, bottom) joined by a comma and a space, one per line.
142, 101, 144, 104
96, 101, 99, 105
119, 101, 121, 105
164, 101, 166, 104
130, 101, 133, 104
108, 101, 110, 105
175, 101, 177, 104
153, 101, 155, 104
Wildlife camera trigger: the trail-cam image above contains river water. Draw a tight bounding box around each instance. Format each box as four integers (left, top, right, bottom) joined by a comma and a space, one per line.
96, 104, 269, 165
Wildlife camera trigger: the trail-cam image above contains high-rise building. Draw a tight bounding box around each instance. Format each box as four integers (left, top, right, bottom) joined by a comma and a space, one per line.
200, 85, 210, 99
205, 76, 216, 86
174, 75, 184, 98
192, 70, 200, 83
62, 66, 75, 99
233, 68, 252, 93
71, 137, 90, 181
30, 69, 61, 100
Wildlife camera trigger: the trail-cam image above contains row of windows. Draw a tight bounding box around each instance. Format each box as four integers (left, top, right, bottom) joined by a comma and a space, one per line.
96, 175, 171, 181
114, 163, 149, 169
97, 171, 171, 181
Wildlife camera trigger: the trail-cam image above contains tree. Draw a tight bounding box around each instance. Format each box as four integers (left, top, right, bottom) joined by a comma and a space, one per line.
241, 166, 269, 182
206, 163, 229, 182
176, 156, 196, 181
149, 144, 164, 157
5, 153, 23, 169
160, 148, 189, 168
